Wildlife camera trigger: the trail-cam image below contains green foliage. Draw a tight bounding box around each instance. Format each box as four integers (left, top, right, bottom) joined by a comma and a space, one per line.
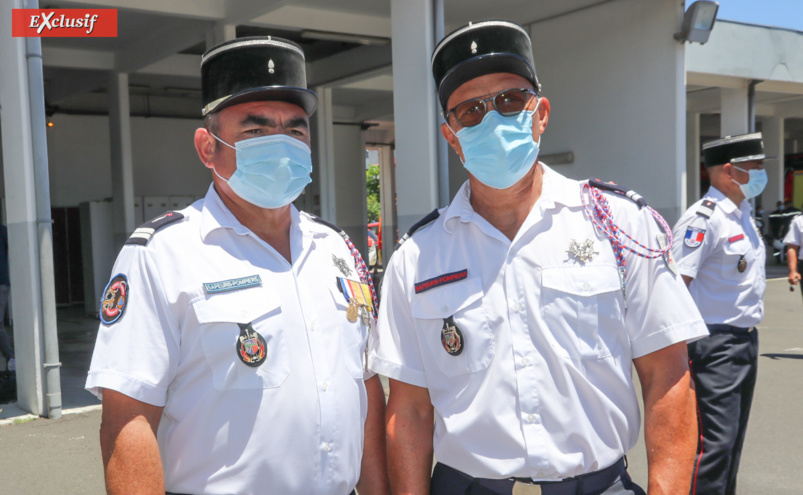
366, 165, 381, 223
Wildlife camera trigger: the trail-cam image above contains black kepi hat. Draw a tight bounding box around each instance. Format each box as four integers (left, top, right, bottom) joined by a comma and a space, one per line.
702, 132, 769, 168
431, 19, 539, 112
201, 36, 318, 116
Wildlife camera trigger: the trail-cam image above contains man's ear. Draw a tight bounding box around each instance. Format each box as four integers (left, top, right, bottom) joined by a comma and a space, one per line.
534, 96, 550, 136
441, 122, 464, 162
194, 128, 216, 169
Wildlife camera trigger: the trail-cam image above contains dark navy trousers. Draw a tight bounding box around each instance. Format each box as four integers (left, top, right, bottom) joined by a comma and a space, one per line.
688, 326, 759, 495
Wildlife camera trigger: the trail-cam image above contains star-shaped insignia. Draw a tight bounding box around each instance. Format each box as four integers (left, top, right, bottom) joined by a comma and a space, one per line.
332, 254, 353, 277
566, 238, 599, 263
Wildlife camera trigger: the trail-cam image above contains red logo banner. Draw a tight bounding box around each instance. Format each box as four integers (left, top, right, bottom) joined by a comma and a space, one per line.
12, 9, 117, 37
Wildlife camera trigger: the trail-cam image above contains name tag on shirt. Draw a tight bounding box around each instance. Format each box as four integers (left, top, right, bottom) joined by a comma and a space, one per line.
203, 275, 262, 293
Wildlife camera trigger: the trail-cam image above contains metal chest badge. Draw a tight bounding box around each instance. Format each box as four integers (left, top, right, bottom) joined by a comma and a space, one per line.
236, 322, 267, 367
332, 254, 353, 277
441, 316, 464, 356
566, 238, 599, 263
737, 254, 747, 273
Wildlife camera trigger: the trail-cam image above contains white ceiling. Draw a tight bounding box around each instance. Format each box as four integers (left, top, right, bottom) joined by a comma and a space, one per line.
33, 0, 612, 121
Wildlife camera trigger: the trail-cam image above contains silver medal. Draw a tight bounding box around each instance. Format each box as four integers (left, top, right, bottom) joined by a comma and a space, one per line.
566, 238, 599, 263
332, 254, 353, 277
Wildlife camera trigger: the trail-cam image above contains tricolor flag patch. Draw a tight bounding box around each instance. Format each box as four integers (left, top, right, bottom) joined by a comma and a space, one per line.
685, 227, 706, 248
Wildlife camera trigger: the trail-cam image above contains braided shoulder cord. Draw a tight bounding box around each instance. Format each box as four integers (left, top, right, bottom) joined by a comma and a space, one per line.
580, 183, 674, 298
341, 234, 378, 319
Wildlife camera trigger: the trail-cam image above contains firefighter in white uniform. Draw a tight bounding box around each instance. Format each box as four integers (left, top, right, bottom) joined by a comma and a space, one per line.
370, 19, 707, 495
672, 132, 768, 495
86, 37, 389, 495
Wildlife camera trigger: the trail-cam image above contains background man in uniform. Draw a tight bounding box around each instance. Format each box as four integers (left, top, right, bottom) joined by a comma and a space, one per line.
783, 212, 803, 298
86, 37, 388, 495
370, 20, 707, 495
671, 132, 767, 495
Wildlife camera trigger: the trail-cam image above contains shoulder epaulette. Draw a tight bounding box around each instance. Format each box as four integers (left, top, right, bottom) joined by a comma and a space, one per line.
126, 211, 184, 246
308, 214, 345, 236
396, 208, 440, 249
696, 199, 716, 219
588, 179, 647, 208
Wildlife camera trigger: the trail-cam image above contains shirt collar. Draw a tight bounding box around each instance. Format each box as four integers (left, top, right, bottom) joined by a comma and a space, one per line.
199, 183, 305, 242
706, 186, 746, 216
443, 163, 582, 229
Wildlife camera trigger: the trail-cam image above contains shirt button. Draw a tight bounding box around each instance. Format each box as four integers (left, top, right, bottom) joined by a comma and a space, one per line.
527, 414, 536, 423
321, 382, 328, 391
322, 443, 331, 452
310, 322, 316, 331
442, 305, 450, 313
519, 358, 529, 367
582, 282, 591, 292
536, 471, 546, 478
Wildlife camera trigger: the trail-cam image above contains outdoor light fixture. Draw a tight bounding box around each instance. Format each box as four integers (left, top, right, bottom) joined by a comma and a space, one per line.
674, 1, 719, 44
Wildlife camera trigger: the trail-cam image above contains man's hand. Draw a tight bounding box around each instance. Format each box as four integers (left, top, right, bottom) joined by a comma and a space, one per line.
100, 389, 164, 495
634, 342, 697, 495
386, 379, 434, 495
787, 246, 800, 286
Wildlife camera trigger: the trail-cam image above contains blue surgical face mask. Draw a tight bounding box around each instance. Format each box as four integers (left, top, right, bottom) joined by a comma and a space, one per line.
210, 132, 312, 209
450, 101, 540, 190
732, 165, 768, 200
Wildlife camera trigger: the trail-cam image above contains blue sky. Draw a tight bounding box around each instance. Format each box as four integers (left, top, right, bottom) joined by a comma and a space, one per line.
716, 0, 803, 32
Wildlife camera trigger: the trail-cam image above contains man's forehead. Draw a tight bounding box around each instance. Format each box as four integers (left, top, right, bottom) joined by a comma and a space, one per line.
219, 100, 307, 124
737, 159, 764, 169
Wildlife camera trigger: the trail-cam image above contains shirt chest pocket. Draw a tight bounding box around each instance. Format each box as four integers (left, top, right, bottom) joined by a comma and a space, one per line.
327, 282, 368, 380
541, 265, 624, 361
720, 236, 753, 278
193, 288, 290, 390
411, 278, 494, 377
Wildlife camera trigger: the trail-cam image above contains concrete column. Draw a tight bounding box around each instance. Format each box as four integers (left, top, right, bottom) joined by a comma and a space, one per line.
686, 113, 701, 208
377, 144, 397, 261
390, 0, 439, 234
108, 72, 136, 248
0, 0, 46, 415
206, 24, 236, 48
332, 124, 368, 259
720, 86, 749, 137
314, 86, 336, 222
762, 116, 785, 209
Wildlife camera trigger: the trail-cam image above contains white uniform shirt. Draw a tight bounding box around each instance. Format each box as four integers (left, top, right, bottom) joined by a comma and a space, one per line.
782, 215, 803, 259
370, 164, 706, 481
672, 187, 766, 328
87, 185, 371, 495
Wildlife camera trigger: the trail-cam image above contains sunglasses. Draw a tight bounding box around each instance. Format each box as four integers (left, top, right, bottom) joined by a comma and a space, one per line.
444, 88, 538, 128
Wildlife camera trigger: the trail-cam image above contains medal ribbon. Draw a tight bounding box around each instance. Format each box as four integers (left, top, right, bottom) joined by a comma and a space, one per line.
339, 234, 378, 319
581, 182, 674, 296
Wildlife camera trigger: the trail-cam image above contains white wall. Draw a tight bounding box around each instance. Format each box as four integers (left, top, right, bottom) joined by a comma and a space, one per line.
43, 114, 209, 207
530, 0, 685, 222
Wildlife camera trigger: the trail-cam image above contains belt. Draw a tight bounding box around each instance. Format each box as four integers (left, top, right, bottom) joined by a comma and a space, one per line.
706, 324, 752, 333
436, 457, 627, 495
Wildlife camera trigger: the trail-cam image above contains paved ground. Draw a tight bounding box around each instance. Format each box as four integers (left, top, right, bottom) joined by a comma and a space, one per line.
0, 264, 800, 494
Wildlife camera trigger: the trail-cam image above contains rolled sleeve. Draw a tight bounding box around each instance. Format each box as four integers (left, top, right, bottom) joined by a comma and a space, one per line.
85, 246, 180, 405
368, 249, 429, 388
625, 207, 708, 356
